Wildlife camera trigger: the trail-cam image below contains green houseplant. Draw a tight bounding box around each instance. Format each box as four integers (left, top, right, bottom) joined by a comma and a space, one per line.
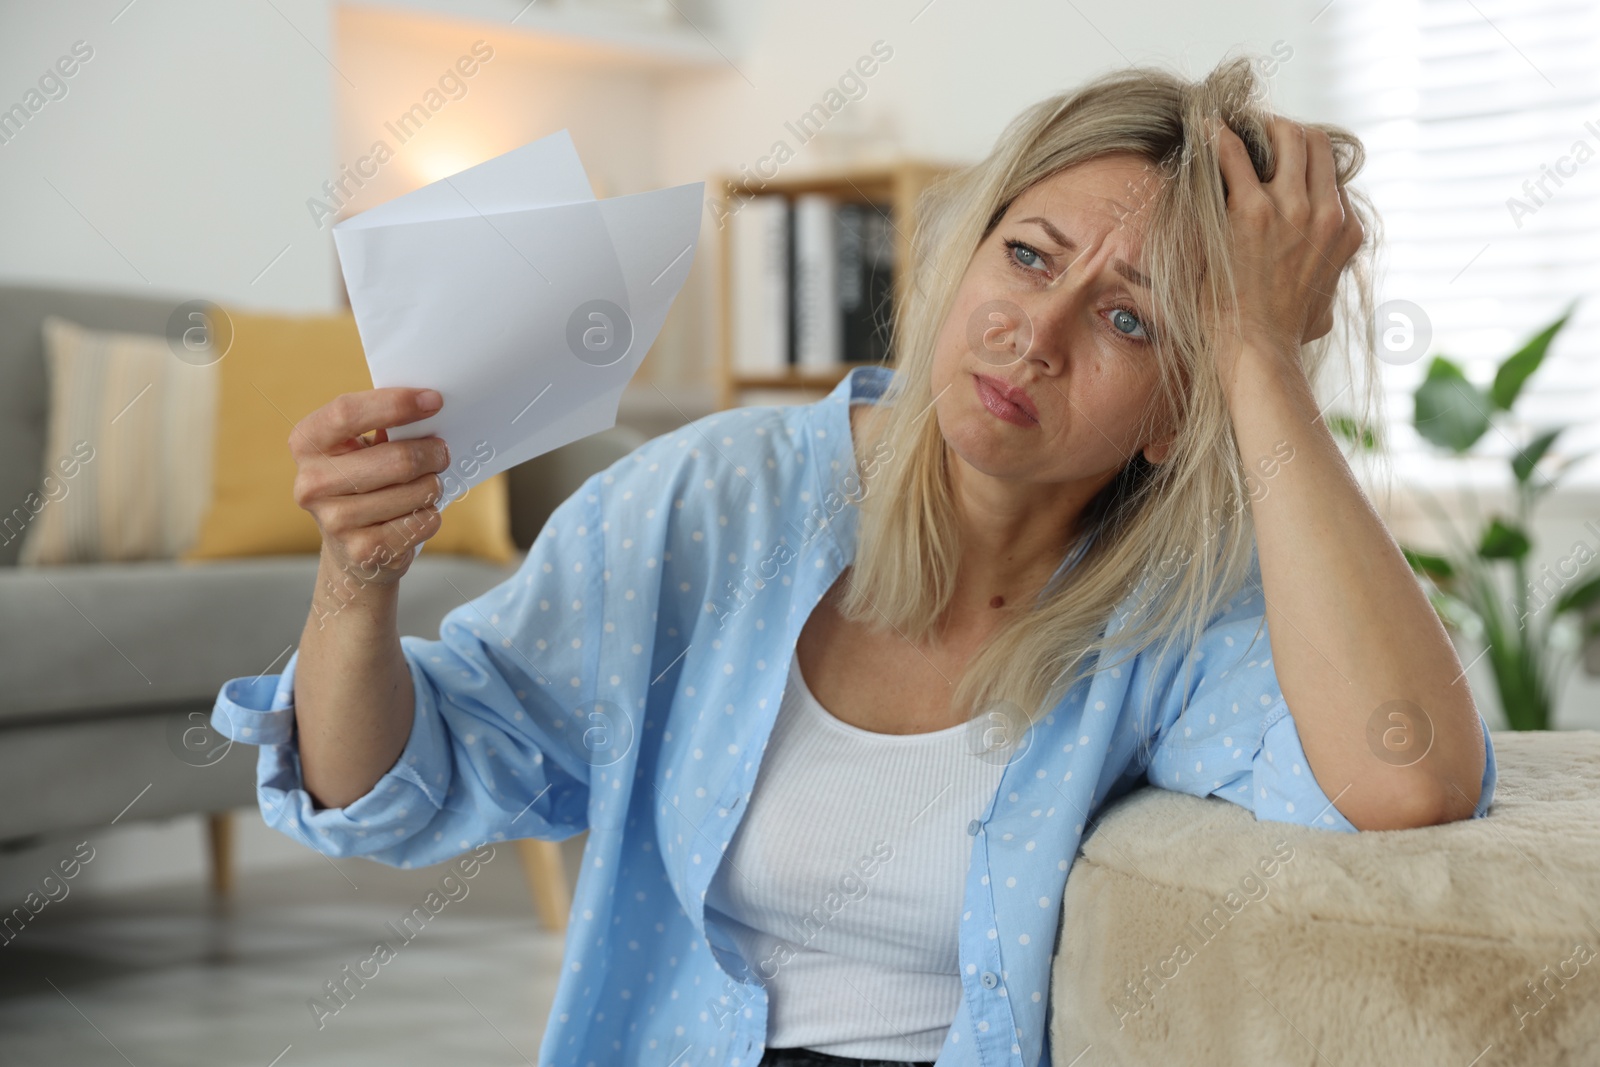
1335, 300, 1600, 731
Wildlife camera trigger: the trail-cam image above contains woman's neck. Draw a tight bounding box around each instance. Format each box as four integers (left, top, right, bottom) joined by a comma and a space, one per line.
945, 453, 1090, 618
848, 401, 1098, 637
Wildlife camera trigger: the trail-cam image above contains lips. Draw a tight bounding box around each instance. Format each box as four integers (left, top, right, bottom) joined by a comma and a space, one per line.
972, 373, 1040, 423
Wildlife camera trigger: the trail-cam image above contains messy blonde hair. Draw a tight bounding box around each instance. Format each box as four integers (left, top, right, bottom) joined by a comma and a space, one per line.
839, 53, 1383, 750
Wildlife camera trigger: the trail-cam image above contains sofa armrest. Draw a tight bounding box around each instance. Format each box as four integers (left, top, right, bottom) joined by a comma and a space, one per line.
1049, 730, 1600, 1065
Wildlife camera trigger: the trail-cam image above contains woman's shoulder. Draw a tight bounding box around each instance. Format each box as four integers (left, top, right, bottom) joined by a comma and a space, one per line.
532, 396, 843, 624
1105, 536, 1270, 687
590, 394, 841, 516
592, 366, 886, 508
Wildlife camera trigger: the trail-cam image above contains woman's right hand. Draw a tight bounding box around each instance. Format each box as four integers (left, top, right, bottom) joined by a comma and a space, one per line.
290, 387, 450, 587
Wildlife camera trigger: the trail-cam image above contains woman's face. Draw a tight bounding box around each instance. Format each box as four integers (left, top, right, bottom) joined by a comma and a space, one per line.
930, 153, 1175, 490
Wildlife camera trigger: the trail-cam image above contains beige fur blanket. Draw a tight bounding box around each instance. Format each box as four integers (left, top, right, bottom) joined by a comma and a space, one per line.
1049, 730, 1600, 1066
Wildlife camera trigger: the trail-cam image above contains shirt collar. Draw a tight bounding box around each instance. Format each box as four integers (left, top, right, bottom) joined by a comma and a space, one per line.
831, 363, 895, 406
805, 366, 894, 572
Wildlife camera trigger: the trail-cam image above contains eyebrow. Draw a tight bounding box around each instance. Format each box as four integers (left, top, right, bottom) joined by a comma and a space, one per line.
1015, 216, 1150, 289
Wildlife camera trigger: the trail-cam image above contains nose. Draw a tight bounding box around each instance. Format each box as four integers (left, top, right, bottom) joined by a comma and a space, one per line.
968, 298, 1034, 368
969, 290, 1078, 376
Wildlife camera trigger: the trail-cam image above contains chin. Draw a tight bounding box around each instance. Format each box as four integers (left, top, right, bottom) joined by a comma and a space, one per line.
939, 412, 1038, 480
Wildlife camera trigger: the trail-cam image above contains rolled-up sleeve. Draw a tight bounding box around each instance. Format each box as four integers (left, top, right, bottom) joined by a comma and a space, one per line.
1142, 577, 1497, 833
210, 473, 608, 869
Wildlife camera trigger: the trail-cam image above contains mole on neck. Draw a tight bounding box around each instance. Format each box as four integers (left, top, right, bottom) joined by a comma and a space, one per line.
989, 595, 1005, 609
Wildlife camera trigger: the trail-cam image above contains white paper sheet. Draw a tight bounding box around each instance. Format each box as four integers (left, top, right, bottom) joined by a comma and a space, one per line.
331, 128, 704, 557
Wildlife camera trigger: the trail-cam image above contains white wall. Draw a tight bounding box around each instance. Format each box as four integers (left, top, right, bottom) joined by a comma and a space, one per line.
0, 0, 340, 311
663, 0, 1327, 179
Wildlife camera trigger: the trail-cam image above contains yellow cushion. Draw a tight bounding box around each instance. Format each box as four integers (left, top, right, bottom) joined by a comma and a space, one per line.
183, 306, 516, 565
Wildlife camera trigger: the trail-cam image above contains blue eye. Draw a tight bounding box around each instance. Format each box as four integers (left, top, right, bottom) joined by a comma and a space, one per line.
1108, 306, 1151, 343
1003, 239, 1047, 273
1003, 235, 1153, 344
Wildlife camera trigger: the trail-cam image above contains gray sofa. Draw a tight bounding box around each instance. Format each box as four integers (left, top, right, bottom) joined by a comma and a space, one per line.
0, 284, 645, 889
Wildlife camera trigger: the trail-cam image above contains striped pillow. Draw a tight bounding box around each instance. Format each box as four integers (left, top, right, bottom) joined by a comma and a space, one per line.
18, 315, 218, 564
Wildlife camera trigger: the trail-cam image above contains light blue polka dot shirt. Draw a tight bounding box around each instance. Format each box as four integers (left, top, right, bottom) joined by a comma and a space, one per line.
210, 364, 1497, 1067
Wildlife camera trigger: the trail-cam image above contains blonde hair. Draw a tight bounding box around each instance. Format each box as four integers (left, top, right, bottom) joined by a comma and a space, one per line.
839, 53, 1384, 752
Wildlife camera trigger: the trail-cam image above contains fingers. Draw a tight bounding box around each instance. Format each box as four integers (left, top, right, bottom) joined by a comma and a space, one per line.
294, 433, 449, 502
291, 387, 443, 461
1304, 303, 1335, 344
309, 472, 442, 537
338, 507, 444, 573
1303, 127, 1340, 221
1266, 115, 1309, 215
1336, 182, 1365, 256
1210, 115, 1255, 208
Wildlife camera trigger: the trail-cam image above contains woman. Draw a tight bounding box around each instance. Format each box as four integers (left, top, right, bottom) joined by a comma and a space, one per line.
213, 56, 1495, 1067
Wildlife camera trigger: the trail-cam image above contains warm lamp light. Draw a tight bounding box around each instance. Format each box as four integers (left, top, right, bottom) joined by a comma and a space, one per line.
412, 151, 481, 187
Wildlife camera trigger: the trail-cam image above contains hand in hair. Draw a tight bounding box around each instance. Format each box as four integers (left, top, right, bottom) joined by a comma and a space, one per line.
1208, 112, 1365, 380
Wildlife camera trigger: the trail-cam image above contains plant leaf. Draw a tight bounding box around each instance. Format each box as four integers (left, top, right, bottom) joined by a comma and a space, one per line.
1555, 575, 1600, 615
1414, 356, 1490, 452
1327, 413, 1376, 450
1512, 428, 1563, 484
1492, 300, 1579, 411
1478, 517, 1532, 560
1401, 545, 1455, 580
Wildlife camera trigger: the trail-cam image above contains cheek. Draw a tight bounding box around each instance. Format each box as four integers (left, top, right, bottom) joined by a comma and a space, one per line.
931, 316, 962, 384
933, 293, 982, 376
1073, 361, 1164, 442
935, 267, 1015, 378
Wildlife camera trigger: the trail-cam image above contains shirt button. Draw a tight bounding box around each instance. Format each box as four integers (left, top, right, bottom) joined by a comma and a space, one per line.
967, 819, 981, 836
981, 970, 999, 988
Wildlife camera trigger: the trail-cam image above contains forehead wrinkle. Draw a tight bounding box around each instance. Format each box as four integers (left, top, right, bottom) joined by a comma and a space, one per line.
1014, 213, 1150, 289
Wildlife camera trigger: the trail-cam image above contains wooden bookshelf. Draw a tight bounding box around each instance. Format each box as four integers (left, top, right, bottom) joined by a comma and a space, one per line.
713, 159, 958, 410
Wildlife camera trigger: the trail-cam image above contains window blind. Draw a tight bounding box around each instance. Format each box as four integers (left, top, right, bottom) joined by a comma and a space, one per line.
1318, 0, 1600, 488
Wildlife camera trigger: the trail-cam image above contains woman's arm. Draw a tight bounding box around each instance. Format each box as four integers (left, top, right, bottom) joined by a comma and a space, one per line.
288, 387, 449, 809
1211, 115, 1486, 830
210, 403, 611, 866
294, 550, 414, 810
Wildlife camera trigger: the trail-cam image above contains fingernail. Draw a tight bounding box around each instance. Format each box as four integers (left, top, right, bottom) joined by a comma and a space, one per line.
419, 389, 443, 411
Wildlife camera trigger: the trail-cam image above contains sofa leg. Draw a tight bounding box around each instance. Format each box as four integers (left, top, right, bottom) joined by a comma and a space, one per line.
514, 838, 569, 933
207, 812, 234, 895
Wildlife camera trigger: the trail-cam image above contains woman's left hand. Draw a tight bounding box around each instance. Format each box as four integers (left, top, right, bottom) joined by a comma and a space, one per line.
1209, 113, 1365, 386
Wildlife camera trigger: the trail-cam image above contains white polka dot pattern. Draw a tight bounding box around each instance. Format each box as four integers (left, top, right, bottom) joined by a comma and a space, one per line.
207, 365, 1498, 1067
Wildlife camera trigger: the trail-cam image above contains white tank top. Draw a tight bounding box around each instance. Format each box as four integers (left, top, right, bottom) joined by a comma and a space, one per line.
703, 648, 1008, 1061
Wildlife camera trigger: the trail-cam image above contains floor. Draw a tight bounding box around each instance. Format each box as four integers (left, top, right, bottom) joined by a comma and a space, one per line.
0, 850, 566, 1066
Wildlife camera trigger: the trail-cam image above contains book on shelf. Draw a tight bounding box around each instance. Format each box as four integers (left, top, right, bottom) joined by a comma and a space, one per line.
836, 200, 895, 369
793, 193, 841, 371
729, 195, 791, 376
728, 193, 896, 380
